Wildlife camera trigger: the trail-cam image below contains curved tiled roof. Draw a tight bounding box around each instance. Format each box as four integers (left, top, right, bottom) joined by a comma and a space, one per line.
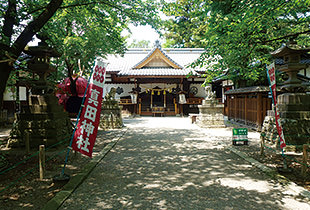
103, 44, 206, 77
132, 44, 183, 69
118, 68, 199, 76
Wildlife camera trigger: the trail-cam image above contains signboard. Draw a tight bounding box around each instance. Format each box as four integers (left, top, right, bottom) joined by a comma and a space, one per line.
266, 63, 286, 149
71, 59, 107, 157
232, 128, 248, 145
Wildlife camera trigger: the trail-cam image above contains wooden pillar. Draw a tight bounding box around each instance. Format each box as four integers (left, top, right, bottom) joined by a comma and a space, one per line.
226, 96, 229, 118
174, 98, 178, 115
234, 95, 237, 119
164, 92, 166, 108
257, 93, 262, 127
138, 102, 141, 115
302, 145, 308, 177
151, 91, 153, 109
244, 95, 247, 125
39, 145, 45, 180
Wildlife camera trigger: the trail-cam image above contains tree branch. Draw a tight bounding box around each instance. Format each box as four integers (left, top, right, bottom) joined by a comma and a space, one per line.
11, 0, 63, 58
258, 30, 310, 44
29, 0, 110, 15
1, 0, 17, 48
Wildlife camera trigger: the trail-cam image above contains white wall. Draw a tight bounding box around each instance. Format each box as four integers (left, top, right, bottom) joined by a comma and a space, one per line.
104, 84, 134, 99
3, 87, 27, 101
190, 83, 206, 98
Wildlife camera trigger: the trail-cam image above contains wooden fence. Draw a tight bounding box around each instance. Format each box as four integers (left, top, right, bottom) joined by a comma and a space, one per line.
225, 88, 272, 129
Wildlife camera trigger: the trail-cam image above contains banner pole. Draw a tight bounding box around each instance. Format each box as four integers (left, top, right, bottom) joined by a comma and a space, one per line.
59, 60, 97, 178
266, 63, 286, 163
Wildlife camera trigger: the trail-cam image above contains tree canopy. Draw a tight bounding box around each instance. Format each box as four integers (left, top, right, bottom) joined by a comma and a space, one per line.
0, 0, 160, 104
161, 0, 310, 87
127, 39, 151, 48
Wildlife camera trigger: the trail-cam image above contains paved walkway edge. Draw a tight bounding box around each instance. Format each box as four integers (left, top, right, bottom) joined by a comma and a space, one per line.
43, 129, 128, 210
228, 146, 310, 200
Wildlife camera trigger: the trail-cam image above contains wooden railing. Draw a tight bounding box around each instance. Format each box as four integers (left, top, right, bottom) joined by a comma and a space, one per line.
119, 99, 132, 104
186, 97, 203, 104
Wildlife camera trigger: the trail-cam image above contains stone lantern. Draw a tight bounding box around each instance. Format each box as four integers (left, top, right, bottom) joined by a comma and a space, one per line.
263, 45, 310, 146
270, 46, 309, 92
9, 36, 72, 148
24, 36, 61, 95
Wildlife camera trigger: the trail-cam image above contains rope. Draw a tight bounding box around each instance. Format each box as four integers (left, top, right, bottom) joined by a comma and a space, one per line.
263, 143, 310, 168
0, 134, 70, 175
0, 148, 67, 194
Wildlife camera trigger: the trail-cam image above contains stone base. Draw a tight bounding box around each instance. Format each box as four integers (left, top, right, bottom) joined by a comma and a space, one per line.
9, 94, 73, 148
99, 100, 123, 129
261, 115, 310, 146
197, 99, 226, 128
262, 92, 310, 146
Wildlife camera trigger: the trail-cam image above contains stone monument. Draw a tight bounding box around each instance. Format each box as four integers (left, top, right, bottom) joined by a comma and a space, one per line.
262, 45, 310, 146
9, 36, 73, 148
197, 85, 226, 128
99, 87, 123, 129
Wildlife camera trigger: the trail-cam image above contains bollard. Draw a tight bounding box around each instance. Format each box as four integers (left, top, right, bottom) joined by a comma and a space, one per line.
301, 144, 308, 178
260, 135, 265, 156
25, 131, 30, 154
39, 145, 45, 180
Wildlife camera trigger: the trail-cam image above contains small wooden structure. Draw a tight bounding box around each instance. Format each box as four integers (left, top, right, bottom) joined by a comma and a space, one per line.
225, 86, 272, 129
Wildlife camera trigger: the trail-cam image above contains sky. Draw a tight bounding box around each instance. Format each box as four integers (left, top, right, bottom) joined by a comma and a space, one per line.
124, 24, 163, 47
30, 24, 162, 47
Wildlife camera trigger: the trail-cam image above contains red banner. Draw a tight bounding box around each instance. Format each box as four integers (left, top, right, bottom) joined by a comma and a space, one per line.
72, 59, 107, 157
267, 63, 286, 149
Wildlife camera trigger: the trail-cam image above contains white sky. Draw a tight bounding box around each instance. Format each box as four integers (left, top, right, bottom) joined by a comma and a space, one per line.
124, 24, 163, 47
29, 24, 163, 47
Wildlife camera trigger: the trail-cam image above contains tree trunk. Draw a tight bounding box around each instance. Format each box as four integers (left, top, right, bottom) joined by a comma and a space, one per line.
0, 0, 63, 105
0, 62, 13, 108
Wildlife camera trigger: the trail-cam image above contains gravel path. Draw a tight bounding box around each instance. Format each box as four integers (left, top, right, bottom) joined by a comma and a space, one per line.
60, 117, 310, 210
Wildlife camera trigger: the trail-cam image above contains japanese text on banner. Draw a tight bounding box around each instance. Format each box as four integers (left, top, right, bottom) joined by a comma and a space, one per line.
72, 60, 107, 157
267, 63, 286, 149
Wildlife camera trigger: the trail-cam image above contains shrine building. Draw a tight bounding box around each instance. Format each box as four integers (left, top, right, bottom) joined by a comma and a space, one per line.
103, 41, 209, 116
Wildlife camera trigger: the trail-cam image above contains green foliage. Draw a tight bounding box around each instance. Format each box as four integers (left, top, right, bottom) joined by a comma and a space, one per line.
127, 39, 151, 48
0, 0, 161, 89
161, 0, 208, 48
41, 0, 161, 82
161, 0, 310, 87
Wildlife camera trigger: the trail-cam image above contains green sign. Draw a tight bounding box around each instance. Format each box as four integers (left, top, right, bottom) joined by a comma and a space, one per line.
232, 128, 248, 145
233, 128, 248, 136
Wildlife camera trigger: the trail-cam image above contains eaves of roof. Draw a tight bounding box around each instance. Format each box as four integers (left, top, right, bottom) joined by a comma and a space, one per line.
117, 68, 199, 77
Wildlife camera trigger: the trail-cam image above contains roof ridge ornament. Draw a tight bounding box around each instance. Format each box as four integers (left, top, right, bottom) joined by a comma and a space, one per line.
154, 40, 161, 48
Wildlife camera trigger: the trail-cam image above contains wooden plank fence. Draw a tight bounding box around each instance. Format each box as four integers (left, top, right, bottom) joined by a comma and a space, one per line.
226, 92, 272, 129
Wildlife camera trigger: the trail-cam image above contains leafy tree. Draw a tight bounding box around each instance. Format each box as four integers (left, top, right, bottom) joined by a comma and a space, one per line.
127, 39, 151, 48
0, 0, 160, 106
161, 0, 310, 87
161, 0, 208, 48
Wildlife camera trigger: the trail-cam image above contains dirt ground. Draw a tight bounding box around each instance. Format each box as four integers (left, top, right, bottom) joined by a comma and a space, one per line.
236, 139, 310, 191
0, 126, 122, 210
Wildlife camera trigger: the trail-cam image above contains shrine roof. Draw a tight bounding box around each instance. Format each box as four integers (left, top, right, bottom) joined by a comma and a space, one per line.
104, 45, 206, 76
118, 68, 199, 77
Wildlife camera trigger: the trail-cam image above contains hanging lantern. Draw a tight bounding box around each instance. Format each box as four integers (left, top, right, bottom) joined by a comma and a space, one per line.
152, 90, 154, 95
163, 90, 166, 95
169, 89, 172, 93
157, 90, 160, 95
179, 93, 186, 104
130, 93, 138, 104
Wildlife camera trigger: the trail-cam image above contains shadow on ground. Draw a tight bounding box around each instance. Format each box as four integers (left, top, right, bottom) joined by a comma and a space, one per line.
60, 117, 310, 210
